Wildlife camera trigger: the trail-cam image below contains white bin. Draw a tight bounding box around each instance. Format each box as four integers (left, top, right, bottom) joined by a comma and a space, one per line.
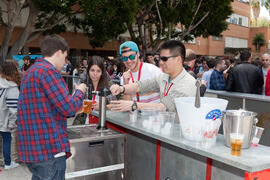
175, 97, 228, 142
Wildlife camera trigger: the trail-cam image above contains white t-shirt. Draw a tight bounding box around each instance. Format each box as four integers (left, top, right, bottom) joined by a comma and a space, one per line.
121, 63, 161, 103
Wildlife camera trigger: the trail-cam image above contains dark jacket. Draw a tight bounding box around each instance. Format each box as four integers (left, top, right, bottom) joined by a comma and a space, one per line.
226, 62, 264, 94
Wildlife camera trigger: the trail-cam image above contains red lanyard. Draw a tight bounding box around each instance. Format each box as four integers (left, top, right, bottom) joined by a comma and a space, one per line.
129, 62, 143, 102
164, 81, 173, 97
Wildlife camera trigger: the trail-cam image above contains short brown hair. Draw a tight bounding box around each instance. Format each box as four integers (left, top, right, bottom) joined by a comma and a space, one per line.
40, 35, 69, 57
185, 49, 196, 61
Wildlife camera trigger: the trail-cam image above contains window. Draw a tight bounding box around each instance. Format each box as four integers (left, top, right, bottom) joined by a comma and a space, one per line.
226, 14, 249, 27
225, 37, 248, 48
238, 17, 242, 26
212, 36, 223, 41
238, 0, 249, 4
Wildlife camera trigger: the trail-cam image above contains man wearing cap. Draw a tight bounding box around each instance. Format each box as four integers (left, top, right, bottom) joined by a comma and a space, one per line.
119, 41, 161, 104
109, 40, 196, 113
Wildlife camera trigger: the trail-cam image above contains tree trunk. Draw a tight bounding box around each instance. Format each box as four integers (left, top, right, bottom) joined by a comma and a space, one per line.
0, 0, 25, 64
7, 0, 39, 59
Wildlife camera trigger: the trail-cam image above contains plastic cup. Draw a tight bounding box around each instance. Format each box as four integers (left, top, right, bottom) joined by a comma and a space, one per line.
83, 99, 93, 114
251, 126, 264, 147
129, 110, 138, 123
230, 133, 244, 156
159, 112, 175, 135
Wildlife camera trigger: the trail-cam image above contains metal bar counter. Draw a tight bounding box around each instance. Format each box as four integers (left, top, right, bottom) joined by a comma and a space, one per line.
92, 110, 270, 180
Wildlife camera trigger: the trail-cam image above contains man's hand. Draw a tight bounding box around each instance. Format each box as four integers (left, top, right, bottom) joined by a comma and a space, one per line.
123, 71, 131, 84
107, 100, 133, 112
110, 84, 123, 96
74, 83, 87, 94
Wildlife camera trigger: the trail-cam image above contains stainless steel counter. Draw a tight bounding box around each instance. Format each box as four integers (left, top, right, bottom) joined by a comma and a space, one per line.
92, 110, 270, 173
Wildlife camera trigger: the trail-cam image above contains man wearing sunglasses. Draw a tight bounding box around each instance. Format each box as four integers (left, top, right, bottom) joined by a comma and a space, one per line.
119, 41, 161, 104
110, 40, 196, 114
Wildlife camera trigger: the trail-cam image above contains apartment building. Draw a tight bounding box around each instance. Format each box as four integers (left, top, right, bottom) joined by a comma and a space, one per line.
185, 0, 250, 56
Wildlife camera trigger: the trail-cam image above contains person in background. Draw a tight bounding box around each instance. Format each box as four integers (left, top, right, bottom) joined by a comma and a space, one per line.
146, 51, 155, 65
197, 56, 208, 78
210, 58, 226, 90
261, 53, 270, 79
109, 40, 196, 114
111, 60, 124, 85
21, 55, 31, 72
226, 50, 264, 94
184, 49, 196, 73
72, 60, 81, 88
0, 60, 21, 170
265, 69, 270, 96
223, 57, 237, 80
202, 58, 215, 89
17, 35, 87, 180
79, 58, 89, 83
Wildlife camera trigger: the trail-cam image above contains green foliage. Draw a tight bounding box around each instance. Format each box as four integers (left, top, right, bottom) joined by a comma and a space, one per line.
253, 33, 266, 52
79, 0, 137, 47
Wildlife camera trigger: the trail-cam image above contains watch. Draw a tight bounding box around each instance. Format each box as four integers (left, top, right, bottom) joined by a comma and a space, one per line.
131, 100, 138, 111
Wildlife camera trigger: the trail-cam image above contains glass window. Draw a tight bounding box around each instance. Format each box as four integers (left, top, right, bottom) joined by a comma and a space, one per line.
225, 37, 248, 48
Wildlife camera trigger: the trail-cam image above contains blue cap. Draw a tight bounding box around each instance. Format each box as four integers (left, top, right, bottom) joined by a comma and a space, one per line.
119, 41, 139, 55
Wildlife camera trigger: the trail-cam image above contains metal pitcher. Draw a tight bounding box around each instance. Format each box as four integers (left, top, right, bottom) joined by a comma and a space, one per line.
223, 109, 258, 149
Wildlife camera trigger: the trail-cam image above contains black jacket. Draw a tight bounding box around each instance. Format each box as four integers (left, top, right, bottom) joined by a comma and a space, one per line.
226, 62, 264, 94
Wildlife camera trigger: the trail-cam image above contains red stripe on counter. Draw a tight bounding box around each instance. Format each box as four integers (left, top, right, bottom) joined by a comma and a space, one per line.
245, 169, 270, 180
106, 121, 126, 134
155, 140, 161, 180
206, 158, 212, 180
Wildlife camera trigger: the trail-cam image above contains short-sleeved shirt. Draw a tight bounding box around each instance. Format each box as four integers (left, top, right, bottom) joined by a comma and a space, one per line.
121, 63, 161, 103
137, 68, 196, 112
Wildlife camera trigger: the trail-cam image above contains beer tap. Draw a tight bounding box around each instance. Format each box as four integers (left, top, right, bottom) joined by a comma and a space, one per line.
96, 87, 111, 130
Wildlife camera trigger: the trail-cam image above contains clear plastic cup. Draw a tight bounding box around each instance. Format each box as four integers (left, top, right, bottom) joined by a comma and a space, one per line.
129, 110, 138, 123
251, 126, 264, 147
230, 133, 244, 156
159, 112, 175, 135
201, 119, 221, 148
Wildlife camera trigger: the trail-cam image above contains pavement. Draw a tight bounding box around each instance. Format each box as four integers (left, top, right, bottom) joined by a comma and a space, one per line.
0, 163, 31, 180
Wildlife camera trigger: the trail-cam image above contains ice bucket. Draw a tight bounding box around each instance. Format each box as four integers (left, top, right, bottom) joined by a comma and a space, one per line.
223, 109, 258, 149
175, 97, 228, 142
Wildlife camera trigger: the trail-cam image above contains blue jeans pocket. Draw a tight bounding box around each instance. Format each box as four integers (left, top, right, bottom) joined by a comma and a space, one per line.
27, 156, 66, 180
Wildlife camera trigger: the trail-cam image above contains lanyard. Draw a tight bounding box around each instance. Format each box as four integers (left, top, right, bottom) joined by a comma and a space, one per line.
164, 80, 173, 97
129, 62, 143, 102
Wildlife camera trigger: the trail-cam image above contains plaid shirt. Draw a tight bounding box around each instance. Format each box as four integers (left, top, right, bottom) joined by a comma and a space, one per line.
210, 69, 226, 90
17, 58, 84, 162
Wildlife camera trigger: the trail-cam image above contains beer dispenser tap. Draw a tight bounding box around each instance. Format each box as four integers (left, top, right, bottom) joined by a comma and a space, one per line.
96, 87, 111, 130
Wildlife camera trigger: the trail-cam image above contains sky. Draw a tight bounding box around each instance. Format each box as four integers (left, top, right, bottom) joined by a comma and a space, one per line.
259, 6, 270, 19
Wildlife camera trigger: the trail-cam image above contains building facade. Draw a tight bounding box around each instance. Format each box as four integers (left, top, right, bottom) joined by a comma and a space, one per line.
185, 0, 251, 56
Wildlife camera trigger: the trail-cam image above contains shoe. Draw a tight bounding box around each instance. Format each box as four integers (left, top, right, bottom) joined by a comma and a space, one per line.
4, 161, 19, 170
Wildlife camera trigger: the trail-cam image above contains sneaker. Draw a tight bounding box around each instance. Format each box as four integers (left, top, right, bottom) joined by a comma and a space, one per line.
4, 161, 19, 170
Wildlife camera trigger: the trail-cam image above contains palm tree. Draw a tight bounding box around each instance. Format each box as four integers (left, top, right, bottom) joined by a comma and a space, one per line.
253, 33, 266, 52
252, 0, 261, 27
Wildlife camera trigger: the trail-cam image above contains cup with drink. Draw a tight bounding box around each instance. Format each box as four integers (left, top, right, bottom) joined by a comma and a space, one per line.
230, 133, 244, 156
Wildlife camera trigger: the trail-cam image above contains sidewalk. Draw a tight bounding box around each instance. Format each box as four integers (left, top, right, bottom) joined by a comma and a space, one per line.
0, 163, 31, 180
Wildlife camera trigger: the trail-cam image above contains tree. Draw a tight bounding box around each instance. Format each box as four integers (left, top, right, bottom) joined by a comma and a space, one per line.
252, 0, 261, 27
253, 33, 266, 52
0, 0, 136, 63
126, 0, 233, 57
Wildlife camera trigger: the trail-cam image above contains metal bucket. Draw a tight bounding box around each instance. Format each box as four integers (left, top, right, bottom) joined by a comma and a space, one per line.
223, 109, 257, 149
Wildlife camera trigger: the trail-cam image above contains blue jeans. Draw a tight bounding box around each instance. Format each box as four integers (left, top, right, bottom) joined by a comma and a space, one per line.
0, 131, 11, 165
26, 156, 66, 180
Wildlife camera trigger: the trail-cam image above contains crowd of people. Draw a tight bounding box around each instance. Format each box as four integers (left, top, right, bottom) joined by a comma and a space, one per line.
0, 33, 270, 180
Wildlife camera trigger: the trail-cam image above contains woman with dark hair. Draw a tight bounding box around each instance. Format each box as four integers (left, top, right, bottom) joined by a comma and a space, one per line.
0, 60, 21, 169
74, 56, 111, 125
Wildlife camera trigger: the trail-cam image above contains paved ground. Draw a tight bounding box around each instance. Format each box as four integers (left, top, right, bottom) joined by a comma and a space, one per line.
0, 163, 31, 180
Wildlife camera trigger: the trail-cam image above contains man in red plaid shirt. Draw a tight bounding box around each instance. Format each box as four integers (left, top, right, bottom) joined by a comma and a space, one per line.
17, 35, 86, 180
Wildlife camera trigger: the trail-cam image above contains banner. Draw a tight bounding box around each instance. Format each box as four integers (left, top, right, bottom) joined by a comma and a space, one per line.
12, 55, 42, 71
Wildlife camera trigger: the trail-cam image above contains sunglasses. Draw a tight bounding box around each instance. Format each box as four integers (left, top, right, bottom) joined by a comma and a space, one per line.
159, 55, 178, 62
121, 54, 136, 62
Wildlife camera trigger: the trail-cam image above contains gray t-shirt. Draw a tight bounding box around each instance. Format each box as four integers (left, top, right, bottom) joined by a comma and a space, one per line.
137, 68, 197, 112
